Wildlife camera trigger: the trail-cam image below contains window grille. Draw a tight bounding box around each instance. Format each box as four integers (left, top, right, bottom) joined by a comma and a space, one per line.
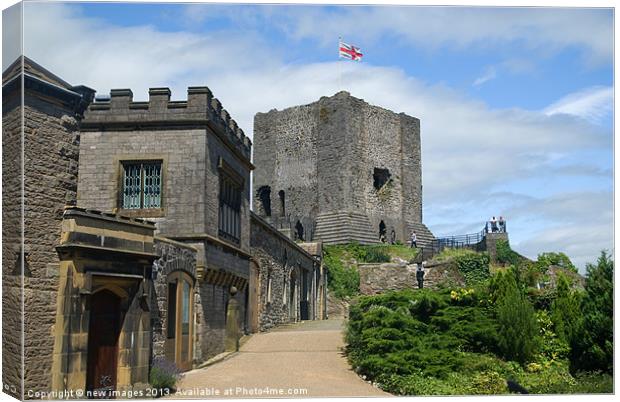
218, 174, 242, 243
122, 161, 162, 209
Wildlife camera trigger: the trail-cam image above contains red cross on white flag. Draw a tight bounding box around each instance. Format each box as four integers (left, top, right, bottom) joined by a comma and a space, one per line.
339, 39, 363, 61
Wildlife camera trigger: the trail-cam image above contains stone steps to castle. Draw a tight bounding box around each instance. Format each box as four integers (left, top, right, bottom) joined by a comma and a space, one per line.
404, 221, 437, 249
315, 211, 380, 245
314, 227, 379, 242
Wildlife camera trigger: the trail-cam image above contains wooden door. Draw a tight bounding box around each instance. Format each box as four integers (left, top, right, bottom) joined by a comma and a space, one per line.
86, 289, 121, 397
165, 273, 193, 371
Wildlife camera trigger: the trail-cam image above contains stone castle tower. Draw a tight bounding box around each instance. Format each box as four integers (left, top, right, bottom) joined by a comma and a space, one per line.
252, 91, 435, 246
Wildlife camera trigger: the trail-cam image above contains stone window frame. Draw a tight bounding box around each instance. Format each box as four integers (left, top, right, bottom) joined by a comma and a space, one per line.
266, 267, 273, 305
115, 154, 167, 218
217, 157, 244, 245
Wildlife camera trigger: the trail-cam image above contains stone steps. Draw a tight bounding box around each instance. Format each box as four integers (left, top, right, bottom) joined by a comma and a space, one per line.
314, 211, 380, 245
404, 221, 437, 249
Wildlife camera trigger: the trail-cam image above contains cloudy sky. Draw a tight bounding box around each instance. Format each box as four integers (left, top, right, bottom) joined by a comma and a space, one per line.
3, 1, 614, 270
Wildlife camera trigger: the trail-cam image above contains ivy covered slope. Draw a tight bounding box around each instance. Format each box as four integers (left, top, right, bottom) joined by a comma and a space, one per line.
345, 247, 613, 395
323, 243, 419, 298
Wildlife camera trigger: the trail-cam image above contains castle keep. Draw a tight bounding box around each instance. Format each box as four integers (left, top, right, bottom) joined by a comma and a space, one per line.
253, 91, 435, 247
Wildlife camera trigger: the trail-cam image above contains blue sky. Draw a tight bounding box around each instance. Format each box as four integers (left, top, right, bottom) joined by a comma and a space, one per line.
3, 1, 614, 270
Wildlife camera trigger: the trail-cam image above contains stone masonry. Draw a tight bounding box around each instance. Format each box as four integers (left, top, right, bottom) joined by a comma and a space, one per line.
250, 212, 324, 331
78, 85, 253, 364
253, 91, 435, 247
2, 57, 95, 398
358, 260, 465, 295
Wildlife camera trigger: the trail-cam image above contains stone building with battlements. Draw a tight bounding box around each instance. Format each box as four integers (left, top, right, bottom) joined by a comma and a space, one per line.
252, 91, 436, 248
2, 57, 325, 399
77, 83, 255, 370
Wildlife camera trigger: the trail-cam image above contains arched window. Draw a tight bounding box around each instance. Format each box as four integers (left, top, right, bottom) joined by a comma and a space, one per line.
257, 186, 271, 216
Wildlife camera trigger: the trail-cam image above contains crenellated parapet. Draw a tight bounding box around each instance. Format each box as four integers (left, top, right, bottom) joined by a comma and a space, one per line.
82, 86, 252, 160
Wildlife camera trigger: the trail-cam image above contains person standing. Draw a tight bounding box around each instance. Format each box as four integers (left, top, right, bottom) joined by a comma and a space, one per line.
498, 216, 505, 233
416, 262, 425, 289
410, 231, 417, 248
390, 229, 396, 244
491, 216, 498, 233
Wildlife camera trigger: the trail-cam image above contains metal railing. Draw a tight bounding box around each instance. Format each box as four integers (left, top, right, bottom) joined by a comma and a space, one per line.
430, 220, 508, 254
431, 226, 487, 254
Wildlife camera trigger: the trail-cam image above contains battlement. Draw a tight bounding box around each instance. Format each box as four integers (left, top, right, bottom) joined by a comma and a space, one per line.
82, 86, 252, 160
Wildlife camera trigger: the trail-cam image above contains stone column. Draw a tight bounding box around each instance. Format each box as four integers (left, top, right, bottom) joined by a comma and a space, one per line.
225, 287, 240, 352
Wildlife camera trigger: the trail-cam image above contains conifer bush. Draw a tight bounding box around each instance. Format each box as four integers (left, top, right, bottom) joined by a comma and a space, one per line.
495, 270, 539, 364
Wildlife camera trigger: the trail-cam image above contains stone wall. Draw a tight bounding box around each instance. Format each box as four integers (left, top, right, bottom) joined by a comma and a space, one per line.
252, 100, 320, 238
359, 260, 465, 295
250, 213, 321, 331
2, 87, 24, 399
78, 87, 253, 364
151, 237, 198, 363
79, 86, 252, 251
77, 128, 208, 235
3, 81, 88, 393
253, 91, 426, 244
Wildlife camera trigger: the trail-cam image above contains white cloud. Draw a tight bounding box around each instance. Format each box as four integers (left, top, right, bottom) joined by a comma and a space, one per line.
2, 2, 22, 66
15, 3, 613, 270
473, 66, 497, 86
506, 191, 613, 270
222, 5, 613, 65
544, 86, 613, 125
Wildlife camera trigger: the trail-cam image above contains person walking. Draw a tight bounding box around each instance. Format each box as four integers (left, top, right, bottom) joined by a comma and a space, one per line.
410, 231, 417, 248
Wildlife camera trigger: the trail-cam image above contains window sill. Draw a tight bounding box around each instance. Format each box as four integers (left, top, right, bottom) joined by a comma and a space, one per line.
118, 208, 165, 218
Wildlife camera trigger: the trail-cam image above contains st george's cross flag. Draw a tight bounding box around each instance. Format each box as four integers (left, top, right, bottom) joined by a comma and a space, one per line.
339, 40, 363, 61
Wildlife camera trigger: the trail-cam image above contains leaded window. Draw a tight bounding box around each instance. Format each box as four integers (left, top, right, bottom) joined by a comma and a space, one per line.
121, 161, 162, 209
218, 174, 242, 244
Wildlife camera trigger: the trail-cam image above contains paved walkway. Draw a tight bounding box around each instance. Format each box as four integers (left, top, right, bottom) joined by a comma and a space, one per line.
171, 318, 390, 398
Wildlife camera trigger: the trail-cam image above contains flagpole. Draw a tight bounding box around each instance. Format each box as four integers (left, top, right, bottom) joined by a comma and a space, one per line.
338, 36, 342, 92
338, 36, 342, 91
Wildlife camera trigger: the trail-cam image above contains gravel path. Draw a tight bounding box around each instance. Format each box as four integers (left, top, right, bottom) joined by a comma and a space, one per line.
171, 318, 390, 398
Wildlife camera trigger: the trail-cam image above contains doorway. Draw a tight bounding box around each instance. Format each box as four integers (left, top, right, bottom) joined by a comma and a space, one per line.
165, 272, 194, 371
86, 289, 121, 396
248, 261, 261, 333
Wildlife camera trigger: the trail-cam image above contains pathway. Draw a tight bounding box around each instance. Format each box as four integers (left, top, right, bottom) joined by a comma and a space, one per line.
171, 318, 390, 398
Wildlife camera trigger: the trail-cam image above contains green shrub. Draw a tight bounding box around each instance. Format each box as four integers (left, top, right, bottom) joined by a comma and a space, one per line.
516, 361, 577, 394
432, 306, 499, 355
496, 240, 521, 266
345, 282, 610, 396
361, 248, 391, 263
535, 252, 577, 273
570, 251, 613, 374
409, 290, 448, 322
495, 271, 539, 364
468, 370, 508, 394
453, 251, 490, 285
536, 310, 570, 364
324, 248, 359, 298
551, 273, 582, 343
149, 357, 182, 391
570, 372, 614, 393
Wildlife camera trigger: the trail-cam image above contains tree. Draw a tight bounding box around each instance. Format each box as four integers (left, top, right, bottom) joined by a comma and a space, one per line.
550, 273, 581, 343
535, 252, 577, 273
570, 251, 613, 374
495, 270, 539, 364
